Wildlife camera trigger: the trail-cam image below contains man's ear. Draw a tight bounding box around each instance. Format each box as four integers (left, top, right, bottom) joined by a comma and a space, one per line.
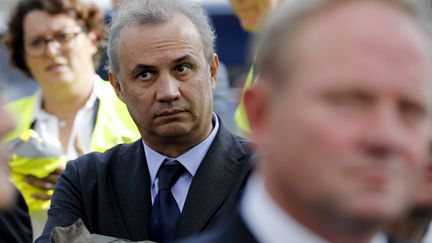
244, 81, 271, 138
87, 31, 98, 56
210, 54, 219, 90
109, 71, 125, 103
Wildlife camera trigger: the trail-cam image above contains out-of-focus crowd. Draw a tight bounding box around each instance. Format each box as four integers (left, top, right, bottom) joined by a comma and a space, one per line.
0, 0, 431, 243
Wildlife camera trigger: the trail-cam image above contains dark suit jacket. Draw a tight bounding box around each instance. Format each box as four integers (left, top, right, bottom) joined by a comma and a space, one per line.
0, 188, 32, 243
181, 210, 412, 243
36, 121, 253, 242
181, 211, 411, 243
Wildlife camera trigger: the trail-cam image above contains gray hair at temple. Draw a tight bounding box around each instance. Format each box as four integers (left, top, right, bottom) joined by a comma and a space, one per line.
255, 0, 432, 86
106, 0, 216, 75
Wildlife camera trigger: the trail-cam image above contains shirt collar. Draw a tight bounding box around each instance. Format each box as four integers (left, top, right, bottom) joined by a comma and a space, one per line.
241, 174, 387, 243
143, 114, 219, 186
32, 75, 100, 121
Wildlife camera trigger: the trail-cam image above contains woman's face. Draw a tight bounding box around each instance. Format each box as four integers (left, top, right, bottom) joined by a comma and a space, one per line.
229, 0, 279, 32
23, 11, 97, 93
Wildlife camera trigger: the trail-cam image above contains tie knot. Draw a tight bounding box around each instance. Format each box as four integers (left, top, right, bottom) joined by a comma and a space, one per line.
157, 160, 185, 190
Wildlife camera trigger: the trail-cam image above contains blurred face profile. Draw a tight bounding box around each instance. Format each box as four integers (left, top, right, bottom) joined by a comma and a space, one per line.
247, 1, 432, 226
0, 98, 16, 209
229, 0, 278, 32
23, 11, 97, 92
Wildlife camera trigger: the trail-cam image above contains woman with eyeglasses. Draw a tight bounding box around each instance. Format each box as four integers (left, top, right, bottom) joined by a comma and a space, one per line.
2, 0, 140, 239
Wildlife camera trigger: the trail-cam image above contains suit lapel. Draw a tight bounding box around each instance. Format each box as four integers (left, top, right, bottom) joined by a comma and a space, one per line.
110, 140, 152, 240
176, 122, 249, 237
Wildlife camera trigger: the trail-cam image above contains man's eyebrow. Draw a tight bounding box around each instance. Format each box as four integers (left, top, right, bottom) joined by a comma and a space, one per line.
173, 54, 195, 64
131, 64, 156, 78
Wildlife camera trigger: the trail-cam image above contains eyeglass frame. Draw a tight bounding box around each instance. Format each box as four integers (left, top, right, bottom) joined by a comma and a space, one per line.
23, 29, 85, 57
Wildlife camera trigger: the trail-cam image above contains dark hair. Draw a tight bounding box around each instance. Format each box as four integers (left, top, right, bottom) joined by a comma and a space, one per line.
3, 0, 105, 77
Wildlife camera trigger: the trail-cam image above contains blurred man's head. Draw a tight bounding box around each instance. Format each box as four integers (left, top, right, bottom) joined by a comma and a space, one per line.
229, 0, 279, 32
0, 97, 16, 209
245, 0, 432, 241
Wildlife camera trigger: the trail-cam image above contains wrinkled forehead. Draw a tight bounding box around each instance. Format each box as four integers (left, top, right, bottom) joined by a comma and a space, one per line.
116, 14, 207, 74
117, 14, 204, 57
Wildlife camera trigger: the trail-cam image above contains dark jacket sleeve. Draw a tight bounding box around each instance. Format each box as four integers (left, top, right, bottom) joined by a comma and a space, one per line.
0, 188, 33, 243
35, 160, 85, 243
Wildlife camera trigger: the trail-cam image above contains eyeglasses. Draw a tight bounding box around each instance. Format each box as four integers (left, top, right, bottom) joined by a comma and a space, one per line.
24, 30, 83, 57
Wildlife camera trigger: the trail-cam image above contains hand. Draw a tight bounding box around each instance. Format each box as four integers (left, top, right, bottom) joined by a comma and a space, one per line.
25, 166, 64, 200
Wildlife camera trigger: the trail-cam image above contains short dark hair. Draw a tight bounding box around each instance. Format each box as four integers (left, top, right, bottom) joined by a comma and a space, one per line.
3, 0, 105, 77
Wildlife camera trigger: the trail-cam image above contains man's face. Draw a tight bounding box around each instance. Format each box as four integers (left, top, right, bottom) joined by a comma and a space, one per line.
229, 0, 278, 32
0, 98, 16, 209
110, 13, 218, 153
247, 1, 432, 225
23, 11, 97, 93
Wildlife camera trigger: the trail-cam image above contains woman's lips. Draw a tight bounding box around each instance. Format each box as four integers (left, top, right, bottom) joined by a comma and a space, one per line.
46, 63, 66, 72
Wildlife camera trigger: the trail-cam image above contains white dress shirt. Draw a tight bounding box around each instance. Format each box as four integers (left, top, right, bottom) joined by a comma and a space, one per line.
241, 175, 387, 243
143, 114, 219, 211
32, 75, 105, 160
422, 223, 432, 243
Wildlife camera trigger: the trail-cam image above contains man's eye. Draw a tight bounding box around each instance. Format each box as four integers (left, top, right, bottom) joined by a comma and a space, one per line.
400, 101, 426, 120
138, 71, 153, 81
175, 64, 191, 74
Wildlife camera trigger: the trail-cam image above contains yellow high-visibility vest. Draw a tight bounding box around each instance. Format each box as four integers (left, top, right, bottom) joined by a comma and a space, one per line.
234, 63, 258, 134
3, 78, 140, 213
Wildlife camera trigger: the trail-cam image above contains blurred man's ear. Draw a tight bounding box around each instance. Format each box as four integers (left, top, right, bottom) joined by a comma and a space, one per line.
87, 31, 98, 56
210, 54, 219, 90
109, 71, 125, 103
244, 81, 271, 139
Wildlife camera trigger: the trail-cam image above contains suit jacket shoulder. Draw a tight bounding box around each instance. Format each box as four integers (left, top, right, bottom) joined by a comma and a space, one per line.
179, 210, 258, 243
38, 121, 254, 242
177, 121, 254, 237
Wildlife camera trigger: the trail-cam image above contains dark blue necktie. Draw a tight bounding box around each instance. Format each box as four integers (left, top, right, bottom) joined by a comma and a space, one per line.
149, 160, 186, 242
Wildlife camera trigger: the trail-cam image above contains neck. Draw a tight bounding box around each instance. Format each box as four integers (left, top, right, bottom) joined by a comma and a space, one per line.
144, 121, 213, 158
387, 207, 432, 242
42, 81, 93, 119
264, 178, 382, 243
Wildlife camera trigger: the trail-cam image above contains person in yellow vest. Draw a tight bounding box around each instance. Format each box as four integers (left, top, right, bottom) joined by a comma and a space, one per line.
230, 0, 280, 133
2, 0, 140, 239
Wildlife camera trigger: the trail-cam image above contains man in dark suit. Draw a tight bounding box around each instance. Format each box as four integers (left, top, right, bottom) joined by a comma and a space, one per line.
183, 0, 432, 243
36, 0, 253, 242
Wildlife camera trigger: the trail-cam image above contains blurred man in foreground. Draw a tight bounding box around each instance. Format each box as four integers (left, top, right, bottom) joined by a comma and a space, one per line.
186, 0, 432, 242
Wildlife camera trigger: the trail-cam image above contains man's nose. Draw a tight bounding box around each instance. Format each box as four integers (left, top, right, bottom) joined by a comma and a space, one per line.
361, 107, 407, 161
155, 73, 180, 102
